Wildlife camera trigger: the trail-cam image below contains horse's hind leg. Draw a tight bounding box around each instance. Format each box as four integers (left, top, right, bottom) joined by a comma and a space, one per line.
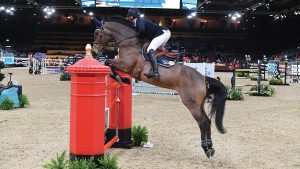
200, 102, 215, 157
180, 92, 214, 158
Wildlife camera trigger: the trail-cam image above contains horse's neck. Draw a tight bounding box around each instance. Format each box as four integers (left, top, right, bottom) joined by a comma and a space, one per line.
119, 43, 142, 58
107, 25, 136, 43
119, 43, 143, 69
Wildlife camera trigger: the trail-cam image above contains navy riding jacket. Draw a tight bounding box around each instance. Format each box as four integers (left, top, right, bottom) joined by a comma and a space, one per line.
135, 18, 168, 40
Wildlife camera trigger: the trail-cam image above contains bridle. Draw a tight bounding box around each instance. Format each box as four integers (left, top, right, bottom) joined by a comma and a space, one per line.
93, 25, 138, 54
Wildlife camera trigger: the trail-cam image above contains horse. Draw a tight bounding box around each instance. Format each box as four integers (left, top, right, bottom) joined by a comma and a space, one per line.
92, 16, 227, 158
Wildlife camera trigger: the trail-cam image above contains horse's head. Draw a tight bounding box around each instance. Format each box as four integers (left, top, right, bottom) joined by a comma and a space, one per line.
92, 26, 113, 56
92, 16, 139, 56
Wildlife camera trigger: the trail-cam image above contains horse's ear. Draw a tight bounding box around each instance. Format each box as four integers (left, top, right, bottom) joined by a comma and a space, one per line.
94, 18, 105, 28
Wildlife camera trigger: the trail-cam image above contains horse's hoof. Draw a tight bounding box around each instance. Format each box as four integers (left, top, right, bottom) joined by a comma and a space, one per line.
205, 148, 215, 158
210, 148, 215, 157
205, 150, 211, 158
122, 77, 131, 85
116, 75, 122, 84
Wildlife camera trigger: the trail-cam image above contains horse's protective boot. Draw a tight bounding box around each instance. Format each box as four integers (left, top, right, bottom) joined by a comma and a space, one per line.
144, 49, 160, 80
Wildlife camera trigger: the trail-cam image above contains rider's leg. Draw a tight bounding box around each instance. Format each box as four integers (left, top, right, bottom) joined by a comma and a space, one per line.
158, 33, 170, 51
145, 30, 171, 79
144, 49, 159, 79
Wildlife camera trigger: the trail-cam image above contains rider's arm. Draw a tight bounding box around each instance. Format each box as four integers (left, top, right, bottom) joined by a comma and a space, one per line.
136, 18, 145, 38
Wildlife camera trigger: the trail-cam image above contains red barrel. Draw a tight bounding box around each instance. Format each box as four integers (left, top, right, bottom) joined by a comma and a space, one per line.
67, 57, 110, 160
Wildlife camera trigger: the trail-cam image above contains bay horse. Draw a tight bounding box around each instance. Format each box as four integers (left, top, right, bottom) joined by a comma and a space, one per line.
92, 16, 227, 158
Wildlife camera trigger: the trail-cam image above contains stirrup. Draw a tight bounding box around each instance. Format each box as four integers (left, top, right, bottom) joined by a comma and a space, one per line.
144, 71, 160, 80
153, 72, 160, 80
144, 71, 154, 79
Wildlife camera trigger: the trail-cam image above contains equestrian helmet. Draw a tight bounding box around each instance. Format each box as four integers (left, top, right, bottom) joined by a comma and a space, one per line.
127, 8, 141, 18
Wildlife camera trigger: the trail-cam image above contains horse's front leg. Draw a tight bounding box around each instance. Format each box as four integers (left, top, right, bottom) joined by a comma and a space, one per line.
105, 59, 131, 84
104, 58, 128, 73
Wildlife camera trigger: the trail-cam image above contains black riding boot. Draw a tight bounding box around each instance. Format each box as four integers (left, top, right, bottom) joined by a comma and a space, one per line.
144, 49, 160, 80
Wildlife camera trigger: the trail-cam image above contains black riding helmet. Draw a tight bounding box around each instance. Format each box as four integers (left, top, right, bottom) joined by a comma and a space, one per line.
127, 8, 140, 18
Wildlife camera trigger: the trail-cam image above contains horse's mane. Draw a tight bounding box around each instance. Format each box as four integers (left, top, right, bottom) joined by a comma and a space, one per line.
107, 16, 136, 31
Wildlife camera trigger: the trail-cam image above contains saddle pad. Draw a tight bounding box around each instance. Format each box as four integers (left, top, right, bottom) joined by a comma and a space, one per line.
157, 55, 176, 68
142, 43, 178, 59
143, 50, 176, 68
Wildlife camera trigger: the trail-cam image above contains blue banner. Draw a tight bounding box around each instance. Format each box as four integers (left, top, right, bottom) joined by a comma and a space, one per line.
96, 0, 119, 7
81, 0, 96, 7
94, 0, 180, 9
182, 0, 197, 10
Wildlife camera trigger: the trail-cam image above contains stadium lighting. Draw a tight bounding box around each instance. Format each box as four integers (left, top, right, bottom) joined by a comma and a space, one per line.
274, 15, 279, 20
43, 6, 55, 16
4, 8, 14, 15
228, 12, 242, 21
0, 6, 4, 11
140, 14, 144, 18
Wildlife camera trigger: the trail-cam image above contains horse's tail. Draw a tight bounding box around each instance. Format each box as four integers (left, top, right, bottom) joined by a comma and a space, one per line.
206, 77, 227, 134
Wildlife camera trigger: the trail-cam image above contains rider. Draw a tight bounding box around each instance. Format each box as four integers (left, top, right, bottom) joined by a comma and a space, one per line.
127, 8, 171, 80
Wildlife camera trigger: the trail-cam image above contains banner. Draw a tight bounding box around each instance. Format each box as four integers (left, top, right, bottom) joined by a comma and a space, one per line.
94, 0, 180, 9
1, 52, 15, 65
81, 0, 96, 7
182, 0, 197, 10
184, 63, 215, 78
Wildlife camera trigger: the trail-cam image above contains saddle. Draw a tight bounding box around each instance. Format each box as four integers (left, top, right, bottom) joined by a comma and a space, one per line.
142, 43, 179, 59
130, 42, 179, 80
142, 43, 178, 68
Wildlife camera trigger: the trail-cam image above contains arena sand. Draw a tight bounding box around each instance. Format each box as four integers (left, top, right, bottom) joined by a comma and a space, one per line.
0, 68, 299, 169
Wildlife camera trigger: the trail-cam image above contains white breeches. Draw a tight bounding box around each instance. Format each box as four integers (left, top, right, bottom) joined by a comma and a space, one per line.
147, 29, 171, 53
